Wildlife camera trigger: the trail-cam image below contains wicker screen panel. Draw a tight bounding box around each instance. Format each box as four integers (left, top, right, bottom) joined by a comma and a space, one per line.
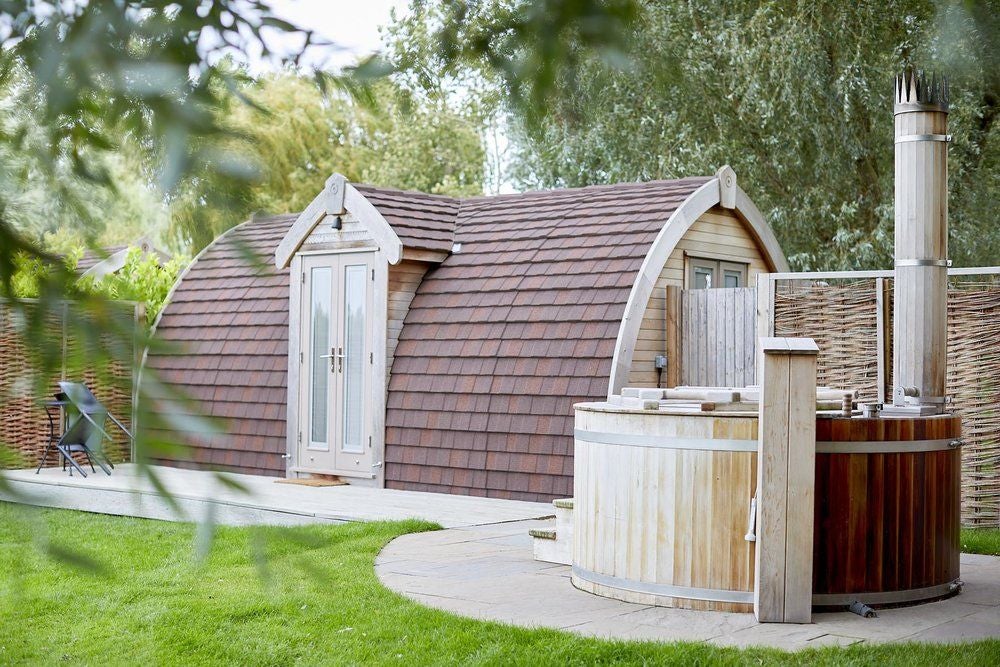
771, 276, 1000, 527
0, 303, 59, 467
947, 281, 1000, 527
0, 300, 137, 469
773, 280, 882, 402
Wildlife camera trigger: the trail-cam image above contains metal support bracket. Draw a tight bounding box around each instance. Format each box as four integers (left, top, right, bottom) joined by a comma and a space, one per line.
895, 133, 952, 144
895, 258, 951, 268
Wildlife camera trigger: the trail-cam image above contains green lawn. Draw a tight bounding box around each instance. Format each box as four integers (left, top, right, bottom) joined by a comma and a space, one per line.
963, 527, 1000, 556
1, 503, 998, 666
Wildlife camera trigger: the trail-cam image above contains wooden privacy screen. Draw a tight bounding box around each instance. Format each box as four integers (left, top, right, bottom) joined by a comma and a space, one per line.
0, 300, 138, 468
769, 277, 1000, 528
679, 287, 757, 388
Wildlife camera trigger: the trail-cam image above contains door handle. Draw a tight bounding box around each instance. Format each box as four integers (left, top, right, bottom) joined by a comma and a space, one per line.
319, 348, 346, 372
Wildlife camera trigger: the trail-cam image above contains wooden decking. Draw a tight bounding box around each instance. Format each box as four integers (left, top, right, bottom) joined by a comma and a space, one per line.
0, 464, 554, 528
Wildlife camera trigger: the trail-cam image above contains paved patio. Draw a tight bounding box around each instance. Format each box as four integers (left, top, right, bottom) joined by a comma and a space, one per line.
0, 464, 553, 528
376, 519, 1000, 650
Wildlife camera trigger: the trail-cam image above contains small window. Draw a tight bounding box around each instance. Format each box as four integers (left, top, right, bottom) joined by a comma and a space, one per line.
686, 257, 749, 289
721, 262, 747, 288
694, 266, 714, 289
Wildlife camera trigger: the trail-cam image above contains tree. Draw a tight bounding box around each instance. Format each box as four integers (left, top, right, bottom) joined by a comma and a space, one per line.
0, 63, 169, 252
167, 72, 487, 252
0, 1, 326, 500
394, 0, 1000, 270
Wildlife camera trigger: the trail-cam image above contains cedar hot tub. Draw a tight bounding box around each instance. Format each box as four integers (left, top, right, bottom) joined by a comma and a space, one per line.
572, 403, 962, 612
813, 414, 962, 608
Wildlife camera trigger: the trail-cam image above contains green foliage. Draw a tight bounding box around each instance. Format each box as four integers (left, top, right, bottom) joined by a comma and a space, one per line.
4, 504, 1000, 665
390, 0, 638, 119
9, 246, 184, 326
0, 1, 318, 415
7, 251, 80, 299
80, 248, 187, 326
402, 0, 1000, 270
167, 72, 487, 252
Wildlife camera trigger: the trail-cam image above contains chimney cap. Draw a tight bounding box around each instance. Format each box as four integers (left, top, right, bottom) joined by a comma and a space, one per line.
895, 68, 949, 114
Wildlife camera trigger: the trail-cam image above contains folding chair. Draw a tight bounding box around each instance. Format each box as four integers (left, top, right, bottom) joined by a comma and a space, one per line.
35, 382, 133, 477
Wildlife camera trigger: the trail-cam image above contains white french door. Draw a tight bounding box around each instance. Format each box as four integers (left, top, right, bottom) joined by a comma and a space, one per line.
299, 252, 375, 475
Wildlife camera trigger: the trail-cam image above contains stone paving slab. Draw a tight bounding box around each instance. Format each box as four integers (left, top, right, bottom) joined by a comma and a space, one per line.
375, 519, 1000, 651
1, 465, 553, 528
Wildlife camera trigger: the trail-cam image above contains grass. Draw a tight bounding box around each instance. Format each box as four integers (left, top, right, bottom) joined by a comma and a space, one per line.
962, 527, 1000, 556
1, 503, 998, 666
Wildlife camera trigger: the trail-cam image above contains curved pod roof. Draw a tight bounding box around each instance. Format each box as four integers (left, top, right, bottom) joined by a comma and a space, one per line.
142, 171, 786, 496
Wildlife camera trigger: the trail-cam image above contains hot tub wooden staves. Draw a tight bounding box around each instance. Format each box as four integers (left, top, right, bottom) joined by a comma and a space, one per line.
812, 414, 962, 608
572, 404, 760, 612
573, 405, 962, 612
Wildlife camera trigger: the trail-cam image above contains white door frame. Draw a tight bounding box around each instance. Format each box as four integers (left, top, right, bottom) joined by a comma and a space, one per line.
286, 248, 387, 485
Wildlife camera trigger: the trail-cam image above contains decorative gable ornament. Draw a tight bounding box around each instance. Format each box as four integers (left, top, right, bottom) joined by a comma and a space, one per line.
274, 173, 402, 268
717, 165, 737, 209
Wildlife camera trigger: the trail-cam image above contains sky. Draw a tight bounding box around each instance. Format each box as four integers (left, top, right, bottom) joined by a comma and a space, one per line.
252, 2, 512, 194
263, 0, 411, 72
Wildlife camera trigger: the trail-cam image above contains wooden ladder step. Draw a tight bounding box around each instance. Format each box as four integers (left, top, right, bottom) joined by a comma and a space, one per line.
528, 528, 556, 540
553, 498, 574, 510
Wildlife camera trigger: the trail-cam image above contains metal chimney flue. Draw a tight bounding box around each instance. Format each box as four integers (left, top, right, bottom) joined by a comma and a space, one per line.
885, 69, 951, 416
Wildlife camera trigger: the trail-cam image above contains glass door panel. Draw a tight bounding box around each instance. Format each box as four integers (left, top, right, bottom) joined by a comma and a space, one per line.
341, 264, 367, 454
308, 266, 332, 450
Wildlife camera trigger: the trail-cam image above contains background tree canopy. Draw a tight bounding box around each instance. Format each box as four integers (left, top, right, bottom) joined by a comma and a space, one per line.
167, 71, 486, 252
5, 65, 486, 255
391, 0, 999, 270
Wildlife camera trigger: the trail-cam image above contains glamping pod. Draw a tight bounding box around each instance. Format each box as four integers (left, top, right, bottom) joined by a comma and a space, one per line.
571, 70, 961, 615
142, 168, 787, 500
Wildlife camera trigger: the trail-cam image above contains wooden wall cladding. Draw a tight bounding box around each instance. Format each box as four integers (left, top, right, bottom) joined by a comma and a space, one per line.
813, 415, 962, 605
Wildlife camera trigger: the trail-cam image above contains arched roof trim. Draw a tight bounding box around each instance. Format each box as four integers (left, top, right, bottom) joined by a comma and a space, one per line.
607, 171, 789, 395
274, 174, 403, 268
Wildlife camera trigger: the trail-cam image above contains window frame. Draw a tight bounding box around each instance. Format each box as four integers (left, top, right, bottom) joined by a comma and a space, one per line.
685, 255, 750, 289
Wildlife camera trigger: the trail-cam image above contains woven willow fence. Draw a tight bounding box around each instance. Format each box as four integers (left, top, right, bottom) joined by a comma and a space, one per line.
946, 281, 1000, 526
774, 280, 884, 403
0, 300, 138, 469
769, 273, 1000, 527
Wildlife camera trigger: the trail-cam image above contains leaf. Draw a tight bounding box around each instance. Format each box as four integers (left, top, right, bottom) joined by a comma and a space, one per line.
348, 54, 396, 81
43, 542, 108, 575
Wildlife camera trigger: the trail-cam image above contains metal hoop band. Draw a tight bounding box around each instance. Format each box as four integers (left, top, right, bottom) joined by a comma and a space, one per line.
895, 133, 952, 144
895, 258, 950, 267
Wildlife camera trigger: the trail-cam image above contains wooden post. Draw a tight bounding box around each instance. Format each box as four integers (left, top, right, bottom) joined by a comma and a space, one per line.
754, 273, 775, 384
875, 278, 892, 404
664, 285, 682, 388
132, 301, 145, 463
754, 337, 818, 624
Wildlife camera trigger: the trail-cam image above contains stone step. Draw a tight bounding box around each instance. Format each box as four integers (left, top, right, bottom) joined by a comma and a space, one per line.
529, 496, 574, 565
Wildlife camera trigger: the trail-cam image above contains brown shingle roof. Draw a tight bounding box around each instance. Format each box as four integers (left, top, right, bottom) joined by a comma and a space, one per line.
143, 178, 711, 494
382, 178, 709, 500
75, 245, 128, 273
143, 214, 295, 475
353, 185, 459, 254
